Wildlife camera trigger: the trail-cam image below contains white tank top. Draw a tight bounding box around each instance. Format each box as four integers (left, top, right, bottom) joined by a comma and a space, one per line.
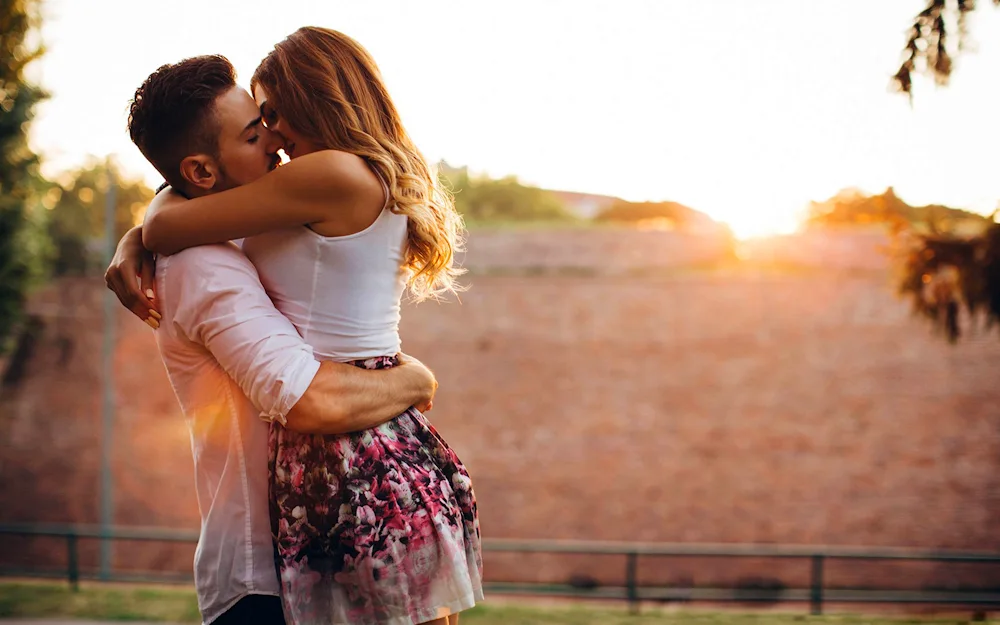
241, 179, 408, 362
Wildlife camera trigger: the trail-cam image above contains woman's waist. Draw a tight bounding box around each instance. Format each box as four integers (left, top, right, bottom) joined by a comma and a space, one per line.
308, 334, 401, 364
345, 354, 400, 370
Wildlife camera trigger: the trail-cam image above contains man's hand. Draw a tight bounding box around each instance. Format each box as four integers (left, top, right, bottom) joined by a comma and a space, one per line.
398, 353, 437, 413
284, 352, 440, 434
104, 226, 161, 329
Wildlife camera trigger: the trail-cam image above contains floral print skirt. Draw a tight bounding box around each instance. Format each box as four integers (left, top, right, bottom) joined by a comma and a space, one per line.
269, 355, 483, 625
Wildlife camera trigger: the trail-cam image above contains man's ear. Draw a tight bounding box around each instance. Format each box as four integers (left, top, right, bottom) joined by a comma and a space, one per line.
178, 154, 221, 192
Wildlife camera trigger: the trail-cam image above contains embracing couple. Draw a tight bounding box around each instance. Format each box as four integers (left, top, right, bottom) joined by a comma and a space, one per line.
104, 27, 482, 625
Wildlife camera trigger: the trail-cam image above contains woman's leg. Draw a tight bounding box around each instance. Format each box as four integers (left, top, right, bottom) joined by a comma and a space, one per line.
418, 619, 449, 625
447, 615, 460, 625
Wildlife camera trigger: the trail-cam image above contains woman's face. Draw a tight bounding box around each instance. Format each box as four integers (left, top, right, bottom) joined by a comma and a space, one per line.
253, 84, 321, 160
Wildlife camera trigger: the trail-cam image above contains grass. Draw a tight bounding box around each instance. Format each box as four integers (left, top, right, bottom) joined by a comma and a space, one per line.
1, 581, 997, 624
0, 580, 201, 622
462, 603, 1000, 625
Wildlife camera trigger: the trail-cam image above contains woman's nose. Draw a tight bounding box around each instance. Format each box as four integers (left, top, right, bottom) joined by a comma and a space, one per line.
263, 128, 284, 153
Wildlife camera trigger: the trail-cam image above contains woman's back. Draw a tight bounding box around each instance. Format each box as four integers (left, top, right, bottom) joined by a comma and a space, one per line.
241, 195, 407, 363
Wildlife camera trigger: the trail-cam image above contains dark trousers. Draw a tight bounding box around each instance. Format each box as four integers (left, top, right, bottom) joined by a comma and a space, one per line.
213, 594, 285, 625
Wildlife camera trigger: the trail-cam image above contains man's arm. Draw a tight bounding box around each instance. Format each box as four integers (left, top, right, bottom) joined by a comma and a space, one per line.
286, 354, 437, 434
167, 245, 435, 434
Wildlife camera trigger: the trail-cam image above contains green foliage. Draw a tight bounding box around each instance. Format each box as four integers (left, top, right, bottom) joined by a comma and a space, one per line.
810, 188, 1000, 343
441, 166, 576, 223
45, 158, 154, 275
806, 187, 989, 234
888, 2, 1000, 342
811, 189, 1000, 343
594, 199, 709, 230
895, 224, 1000, 342
0, 0, 48, 351
894, 0, 1000, 98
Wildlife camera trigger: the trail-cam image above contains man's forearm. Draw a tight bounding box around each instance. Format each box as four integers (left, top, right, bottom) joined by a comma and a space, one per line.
284, 361, 429, 434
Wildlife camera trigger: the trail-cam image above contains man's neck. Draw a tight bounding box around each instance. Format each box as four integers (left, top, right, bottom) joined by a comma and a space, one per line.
155, 181, 197, 200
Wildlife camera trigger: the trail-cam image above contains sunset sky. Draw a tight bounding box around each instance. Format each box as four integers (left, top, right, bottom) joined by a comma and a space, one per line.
27, 0, 1000, 238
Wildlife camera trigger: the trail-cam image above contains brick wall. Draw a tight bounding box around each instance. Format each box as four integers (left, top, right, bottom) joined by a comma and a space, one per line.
2, 230, 997, 590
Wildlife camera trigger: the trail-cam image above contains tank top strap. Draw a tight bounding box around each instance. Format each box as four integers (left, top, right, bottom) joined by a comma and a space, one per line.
368, 163, 392, 210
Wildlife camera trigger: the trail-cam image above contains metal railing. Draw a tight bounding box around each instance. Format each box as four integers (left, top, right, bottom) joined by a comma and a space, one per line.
2, 523, 999, 615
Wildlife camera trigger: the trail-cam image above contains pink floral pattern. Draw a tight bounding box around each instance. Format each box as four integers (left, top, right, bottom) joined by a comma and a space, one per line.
269, 355, 483, 624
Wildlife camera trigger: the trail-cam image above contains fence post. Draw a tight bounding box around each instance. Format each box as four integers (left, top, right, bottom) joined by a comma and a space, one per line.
810, 554, 824, 615
67, 533, 79, 592
626, 552, 639, 615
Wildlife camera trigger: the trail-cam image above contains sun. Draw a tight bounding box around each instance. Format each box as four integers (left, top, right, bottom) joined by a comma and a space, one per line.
706, 197, 807, 241
724, 215, 801, 240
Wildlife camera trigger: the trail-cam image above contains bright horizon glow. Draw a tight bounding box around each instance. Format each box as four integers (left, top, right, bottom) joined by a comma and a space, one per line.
27, 0, 1000, 238
725, 205, 803, 240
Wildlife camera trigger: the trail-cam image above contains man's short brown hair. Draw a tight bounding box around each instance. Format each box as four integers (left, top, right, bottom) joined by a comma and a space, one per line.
127, 55, 237, 190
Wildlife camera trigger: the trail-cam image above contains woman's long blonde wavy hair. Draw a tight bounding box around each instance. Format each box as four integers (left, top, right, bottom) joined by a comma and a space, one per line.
251, 27, 465, 300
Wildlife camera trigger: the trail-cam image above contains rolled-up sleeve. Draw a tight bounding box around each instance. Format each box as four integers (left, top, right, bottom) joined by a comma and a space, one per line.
164, 245, 320, 424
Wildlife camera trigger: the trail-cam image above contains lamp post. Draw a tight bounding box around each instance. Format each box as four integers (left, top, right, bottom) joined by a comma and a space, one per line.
99, 167, 117, 580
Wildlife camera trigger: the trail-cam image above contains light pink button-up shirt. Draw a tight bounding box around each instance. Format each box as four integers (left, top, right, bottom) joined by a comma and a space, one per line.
153, 242, 321, 624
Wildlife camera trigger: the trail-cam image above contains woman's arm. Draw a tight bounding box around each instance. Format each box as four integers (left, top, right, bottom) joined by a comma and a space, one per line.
142, 150, 381, 254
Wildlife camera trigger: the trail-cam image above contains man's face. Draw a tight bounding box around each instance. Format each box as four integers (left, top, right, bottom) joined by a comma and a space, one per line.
211, 86, 281, 192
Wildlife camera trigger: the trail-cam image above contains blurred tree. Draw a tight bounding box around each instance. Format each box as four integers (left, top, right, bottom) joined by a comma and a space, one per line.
807, 187, 988, 232
594, 199, 713, 231
894, 224, 1000, 343
893, 0, 1000, 98
45, 158, 154, 275
440, 166, 575, 224
0, 0, 49, 352
890, 1, 1000, 341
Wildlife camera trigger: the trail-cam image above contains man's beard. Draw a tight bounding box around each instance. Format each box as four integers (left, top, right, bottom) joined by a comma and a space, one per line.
213, 156, 279, 192
212, 161, 239, 193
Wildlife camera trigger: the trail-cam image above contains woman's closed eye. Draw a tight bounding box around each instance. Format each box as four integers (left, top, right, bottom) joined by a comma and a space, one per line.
248, 134, 260, 145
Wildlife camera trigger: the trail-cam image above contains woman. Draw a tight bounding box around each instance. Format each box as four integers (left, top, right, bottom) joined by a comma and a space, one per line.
141, 27, 482, 625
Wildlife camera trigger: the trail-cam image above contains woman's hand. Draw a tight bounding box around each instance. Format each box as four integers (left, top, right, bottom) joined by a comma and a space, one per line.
104, 226, 161, 329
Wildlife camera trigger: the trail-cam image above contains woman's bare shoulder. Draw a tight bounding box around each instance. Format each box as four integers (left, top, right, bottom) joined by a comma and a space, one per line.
298, 150, 385, 236
282, 150, 378, 194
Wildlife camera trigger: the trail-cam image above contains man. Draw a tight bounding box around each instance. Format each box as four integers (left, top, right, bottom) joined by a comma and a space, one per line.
104, 55, 435, 625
